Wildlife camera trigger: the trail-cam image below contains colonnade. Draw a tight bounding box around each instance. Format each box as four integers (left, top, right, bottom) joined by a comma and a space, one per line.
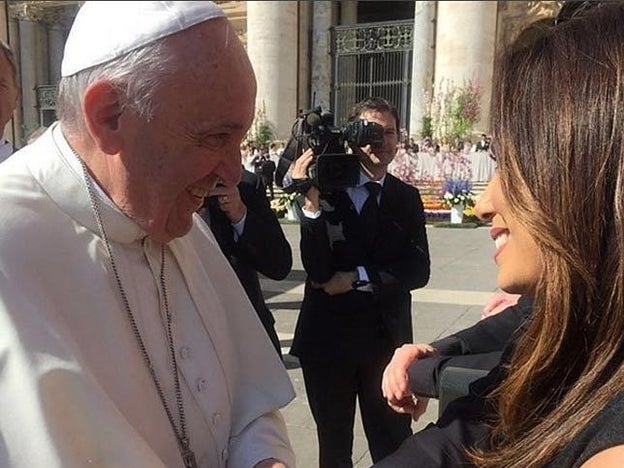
3, 1, 499, 146
0, 2, 75, 147
246, 1, 498, 140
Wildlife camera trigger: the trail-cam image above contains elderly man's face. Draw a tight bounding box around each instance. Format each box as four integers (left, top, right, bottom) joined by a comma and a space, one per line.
118, 19, 256, 243
0, 50, 17, 136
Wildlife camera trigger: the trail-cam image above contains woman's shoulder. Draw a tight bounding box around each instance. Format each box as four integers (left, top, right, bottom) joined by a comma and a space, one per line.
581, 445, 624, 468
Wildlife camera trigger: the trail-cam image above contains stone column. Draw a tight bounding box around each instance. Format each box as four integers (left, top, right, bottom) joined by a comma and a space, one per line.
18, 19, 38, 140
0, 2, 8, 46
337, 1, 358, 120
35, 22, 48, 86
340, 1, 358, 25
409, 1, 436, 140
246, 1, 298, 141
297, 1, 311, 113
47, 24, 64, 84
434, 1, 497, 133
310, 1, 332, 111
409, 1, 436, 139
0, 1, 11, 144
8, 15, 21, 147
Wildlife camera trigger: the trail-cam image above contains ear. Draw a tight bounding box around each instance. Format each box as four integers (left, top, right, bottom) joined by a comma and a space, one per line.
82, 81, 124, 155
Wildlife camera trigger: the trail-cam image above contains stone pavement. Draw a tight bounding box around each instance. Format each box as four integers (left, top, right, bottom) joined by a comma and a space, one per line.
261, 223, 499, 467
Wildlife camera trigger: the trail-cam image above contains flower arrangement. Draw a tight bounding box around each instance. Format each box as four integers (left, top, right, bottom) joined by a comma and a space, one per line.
441, 178, 475, 208
270, 192, 299, 218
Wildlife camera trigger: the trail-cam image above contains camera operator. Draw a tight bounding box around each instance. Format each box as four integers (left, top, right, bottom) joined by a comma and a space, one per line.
289, 97, 431, 466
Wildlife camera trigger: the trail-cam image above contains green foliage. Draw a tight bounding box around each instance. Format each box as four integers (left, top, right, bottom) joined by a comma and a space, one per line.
247, 101, 275, 149
430, 80, 482, 149
420, 115, 433, 139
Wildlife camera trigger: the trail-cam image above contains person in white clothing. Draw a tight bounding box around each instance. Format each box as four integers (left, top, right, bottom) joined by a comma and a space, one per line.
0, 40, 18, 163
0, 2, 295, 468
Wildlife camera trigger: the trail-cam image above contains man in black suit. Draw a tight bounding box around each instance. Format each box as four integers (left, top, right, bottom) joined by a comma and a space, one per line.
475, 134, 490, 152
289, 97, 431, 466
260, 158, 276, 199
200, 168, 292, 357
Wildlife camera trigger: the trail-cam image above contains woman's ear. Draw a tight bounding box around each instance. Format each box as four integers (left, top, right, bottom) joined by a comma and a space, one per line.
82, 81, 124, 154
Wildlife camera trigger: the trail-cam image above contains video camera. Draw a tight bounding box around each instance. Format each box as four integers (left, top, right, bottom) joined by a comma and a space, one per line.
275, 107, 384, 194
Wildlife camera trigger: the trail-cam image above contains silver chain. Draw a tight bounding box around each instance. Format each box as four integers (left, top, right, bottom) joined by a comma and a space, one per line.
75, 154, 196, 467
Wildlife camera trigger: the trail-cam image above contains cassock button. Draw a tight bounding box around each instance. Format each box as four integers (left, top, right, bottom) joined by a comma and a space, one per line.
212, 412, 221, 426
196, 378, 208, 392
180, 346, 191, 360
221, 448, 229, 461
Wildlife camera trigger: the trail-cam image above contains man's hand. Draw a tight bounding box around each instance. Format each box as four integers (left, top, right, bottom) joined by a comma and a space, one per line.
311, 270, 357, 296
292, 149, 320, 212
382, 343, 435, 421
208, 184, 246, 224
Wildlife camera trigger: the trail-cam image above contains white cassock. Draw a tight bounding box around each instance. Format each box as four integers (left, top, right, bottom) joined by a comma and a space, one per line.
0, 123, 296, 467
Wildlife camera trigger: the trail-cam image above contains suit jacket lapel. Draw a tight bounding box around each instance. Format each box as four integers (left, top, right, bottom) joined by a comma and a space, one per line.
209, 205, 235, 257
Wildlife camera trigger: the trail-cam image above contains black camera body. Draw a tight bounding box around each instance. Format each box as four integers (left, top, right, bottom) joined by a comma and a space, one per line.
276, 107, 384, 194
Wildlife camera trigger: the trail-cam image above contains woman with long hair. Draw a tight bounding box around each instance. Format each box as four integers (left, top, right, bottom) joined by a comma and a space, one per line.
472, 2, 624, 466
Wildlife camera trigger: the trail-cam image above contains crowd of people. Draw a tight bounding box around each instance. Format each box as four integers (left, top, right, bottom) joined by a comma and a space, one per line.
1, 1, 623, 467
241, 141, 284, 200
396, 134, 492, 157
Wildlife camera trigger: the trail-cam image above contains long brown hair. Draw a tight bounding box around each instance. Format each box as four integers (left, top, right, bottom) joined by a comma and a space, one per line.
474, 3, 624, 466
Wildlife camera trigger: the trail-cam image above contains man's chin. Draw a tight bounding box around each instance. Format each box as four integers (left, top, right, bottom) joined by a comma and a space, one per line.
151, 217, 194, 244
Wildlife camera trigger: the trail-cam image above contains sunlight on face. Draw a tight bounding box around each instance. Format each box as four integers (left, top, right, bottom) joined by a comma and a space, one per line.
115, 20, 255, 243
475, 173, 542, 295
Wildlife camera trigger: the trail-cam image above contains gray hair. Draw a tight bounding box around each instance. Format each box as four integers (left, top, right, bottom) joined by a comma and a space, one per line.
57, 38, 177, 135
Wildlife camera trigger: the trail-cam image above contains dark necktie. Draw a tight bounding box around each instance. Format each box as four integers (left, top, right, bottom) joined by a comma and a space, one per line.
360, 182, 382, 245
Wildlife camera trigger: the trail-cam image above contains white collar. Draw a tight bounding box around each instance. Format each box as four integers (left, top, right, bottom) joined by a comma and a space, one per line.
26, 123, 147, 244
358, 170, 386, 188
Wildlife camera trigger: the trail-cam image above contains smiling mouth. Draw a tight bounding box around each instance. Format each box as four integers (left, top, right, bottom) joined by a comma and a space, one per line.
494, 232, 509, 250
490, 227, 510, 253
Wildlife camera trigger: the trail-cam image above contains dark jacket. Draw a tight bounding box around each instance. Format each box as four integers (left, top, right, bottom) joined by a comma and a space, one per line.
373, 298, 534, 467
373, 359, 506, 467
408, 296, 533, 398
475, 140, 490, 152
375, 294, 624, 467
202, 169, 292, 356
291, 173, 430, 363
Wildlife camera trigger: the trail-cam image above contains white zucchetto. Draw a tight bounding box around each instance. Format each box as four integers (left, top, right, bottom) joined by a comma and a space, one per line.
61, 1, 226, 77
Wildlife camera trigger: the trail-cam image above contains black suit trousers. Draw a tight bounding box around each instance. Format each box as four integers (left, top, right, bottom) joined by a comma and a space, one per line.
301, 338, 412, 468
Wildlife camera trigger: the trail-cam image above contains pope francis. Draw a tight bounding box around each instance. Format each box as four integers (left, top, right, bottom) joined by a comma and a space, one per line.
0, 2, 295, 467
